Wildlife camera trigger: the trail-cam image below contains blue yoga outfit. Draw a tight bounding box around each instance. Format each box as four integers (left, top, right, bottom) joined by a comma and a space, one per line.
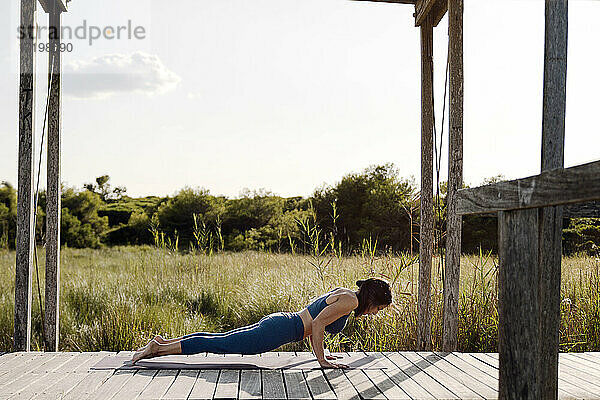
180, 312, 303, 355
306, 289, 351, 334
179, 290, 352, 355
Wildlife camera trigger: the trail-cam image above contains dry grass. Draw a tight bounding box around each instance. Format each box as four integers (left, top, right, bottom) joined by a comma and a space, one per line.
0, 246, 598, 353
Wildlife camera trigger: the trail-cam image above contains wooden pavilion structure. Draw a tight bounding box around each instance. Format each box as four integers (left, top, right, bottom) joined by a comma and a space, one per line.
15, 0, 65, 355
13, 0, 600, 398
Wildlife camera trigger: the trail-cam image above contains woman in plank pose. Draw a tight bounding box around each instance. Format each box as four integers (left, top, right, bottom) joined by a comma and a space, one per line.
132, 277, 392, 369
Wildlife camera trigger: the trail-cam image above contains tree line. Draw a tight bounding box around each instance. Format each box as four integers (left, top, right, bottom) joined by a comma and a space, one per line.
0, 164, 598, 255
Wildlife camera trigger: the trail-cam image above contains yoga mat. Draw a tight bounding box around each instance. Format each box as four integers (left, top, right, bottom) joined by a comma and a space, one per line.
90, 353, 390, 370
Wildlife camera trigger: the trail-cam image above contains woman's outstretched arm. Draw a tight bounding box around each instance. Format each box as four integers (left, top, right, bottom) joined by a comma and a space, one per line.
310, 294, 357, 368
310, 324, 327, 365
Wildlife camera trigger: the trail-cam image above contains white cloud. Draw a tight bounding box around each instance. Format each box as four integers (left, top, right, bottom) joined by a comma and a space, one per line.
63, 51, 180, 99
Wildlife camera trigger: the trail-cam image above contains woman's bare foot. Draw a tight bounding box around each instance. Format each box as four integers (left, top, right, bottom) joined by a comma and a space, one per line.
136, 335, 166, 351
132, 339, 159, 364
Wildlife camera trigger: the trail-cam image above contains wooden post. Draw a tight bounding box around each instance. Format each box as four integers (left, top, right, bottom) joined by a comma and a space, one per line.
417, 12, 434, 351
498, 209, 541, 400
14, 0, 37, 352
442, 0, 463, 352
539, 0, 567, 397
44, 7, 62, 352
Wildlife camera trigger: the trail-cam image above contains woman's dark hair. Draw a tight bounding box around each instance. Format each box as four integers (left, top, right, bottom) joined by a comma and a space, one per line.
354, 278, 392, 317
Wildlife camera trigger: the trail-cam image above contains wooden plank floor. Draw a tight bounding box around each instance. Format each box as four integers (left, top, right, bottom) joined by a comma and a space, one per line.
1, 351, 600, 399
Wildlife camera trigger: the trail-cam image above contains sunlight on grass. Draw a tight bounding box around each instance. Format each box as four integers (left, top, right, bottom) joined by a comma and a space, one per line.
0, 247, 598, 353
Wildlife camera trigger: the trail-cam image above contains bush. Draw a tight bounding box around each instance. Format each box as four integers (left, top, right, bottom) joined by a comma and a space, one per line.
563, 218, 600, 255
60, 188, 108, 248
156, 187, 214, 247
0, 183, 17, 249
105, 210, 154, 246
312, 164, 417, 253
461, 215, 498, 254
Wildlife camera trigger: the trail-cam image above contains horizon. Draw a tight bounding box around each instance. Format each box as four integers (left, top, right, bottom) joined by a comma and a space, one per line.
0, 164, 415, 199
0, 162, 504, 200
1, 0, 599, 199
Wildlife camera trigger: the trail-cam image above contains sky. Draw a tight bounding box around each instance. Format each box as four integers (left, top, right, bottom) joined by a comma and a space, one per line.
1, 0, 599, 199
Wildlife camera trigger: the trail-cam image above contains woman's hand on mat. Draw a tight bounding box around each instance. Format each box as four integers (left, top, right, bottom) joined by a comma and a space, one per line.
325, 354, 342, 361
318, 359, 348, 369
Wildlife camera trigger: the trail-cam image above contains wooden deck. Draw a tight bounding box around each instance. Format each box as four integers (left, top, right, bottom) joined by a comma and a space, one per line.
1, 351, 600, 399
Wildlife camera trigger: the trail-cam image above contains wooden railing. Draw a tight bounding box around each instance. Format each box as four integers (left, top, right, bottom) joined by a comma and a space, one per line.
456, 160, 600, 216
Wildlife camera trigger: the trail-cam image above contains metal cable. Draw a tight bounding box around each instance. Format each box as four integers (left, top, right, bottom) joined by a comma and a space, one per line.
433, 35, 450, 283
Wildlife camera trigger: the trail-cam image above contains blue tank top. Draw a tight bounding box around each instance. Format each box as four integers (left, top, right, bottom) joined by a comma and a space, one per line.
306, 290, 352, 334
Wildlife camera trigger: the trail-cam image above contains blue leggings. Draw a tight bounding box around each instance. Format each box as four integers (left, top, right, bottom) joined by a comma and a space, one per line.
179, 312, 305, 355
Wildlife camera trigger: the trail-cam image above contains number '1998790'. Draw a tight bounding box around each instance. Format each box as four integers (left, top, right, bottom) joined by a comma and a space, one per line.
38, 42, 73, 52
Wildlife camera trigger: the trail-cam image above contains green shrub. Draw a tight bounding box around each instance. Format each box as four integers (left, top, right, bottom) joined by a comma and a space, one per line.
563, 218, 600, 255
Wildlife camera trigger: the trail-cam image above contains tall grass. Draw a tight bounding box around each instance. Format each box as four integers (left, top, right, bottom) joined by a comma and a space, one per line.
0, 246, 599, 353
560, 255, 600, 351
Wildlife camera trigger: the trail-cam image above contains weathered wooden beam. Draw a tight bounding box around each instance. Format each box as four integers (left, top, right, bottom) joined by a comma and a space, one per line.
430, 0, 448, 27
460, 203, 600, 219
44, 8, 62, 353
541, 0, 568, 173
442, 0, 463, 353
37, 0, 67, 13
15, 0, 37, 352
456, 160, 600, 216
415, 0, 447, 27
538, 1, 568, 398
498, 209, 541, 400
564, 202, 600, 218
417, 12, 434, 352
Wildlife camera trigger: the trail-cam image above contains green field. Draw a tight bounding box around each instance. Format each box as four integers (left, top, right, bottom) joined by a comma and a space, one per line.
1, 246, 599, 353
